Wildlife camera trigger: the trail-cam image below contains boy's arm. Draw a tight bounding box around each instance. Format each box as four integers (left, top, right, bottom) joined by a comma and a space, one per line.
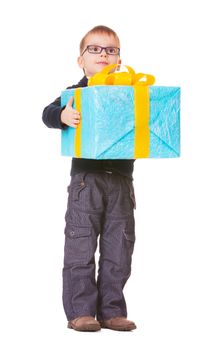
43, 77, 87, 129
42, 96, 67, 130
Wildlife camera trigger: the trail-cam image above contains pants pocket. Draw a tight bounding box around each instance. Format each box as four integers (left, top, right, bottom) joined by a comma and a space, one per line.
123, 227, 135, 256
64, 224, 92, 266
126, 179, 136, 210
71, 183, 87, 201
130, 191, 136, 210
65, 180, 87, 221
121, 217, 135, 275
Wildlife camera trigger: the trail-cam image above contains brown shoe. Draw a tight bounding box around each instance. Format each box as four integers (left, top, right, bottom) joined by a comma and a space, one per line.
68, 316, 101, 332
99, 317, 136, 331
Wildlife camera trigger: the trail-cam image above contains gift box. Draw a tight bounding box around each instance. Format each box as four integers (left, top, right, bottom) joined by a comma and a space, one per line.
61, 66, 180, 159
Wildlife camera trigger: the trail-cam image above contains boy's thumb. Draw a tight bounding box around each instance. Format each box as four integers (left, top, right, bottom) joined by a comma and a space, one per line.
67, 96, 74, 107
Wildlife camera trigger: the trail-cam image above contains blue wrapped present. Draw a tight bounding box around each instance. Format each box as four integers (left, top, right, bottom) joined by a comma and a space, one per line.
61, 85, 180, 159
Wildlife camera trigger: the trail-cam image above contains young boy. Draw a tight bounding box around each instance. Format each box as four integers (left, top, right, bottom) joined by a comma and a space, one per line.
42, 25, 136, 332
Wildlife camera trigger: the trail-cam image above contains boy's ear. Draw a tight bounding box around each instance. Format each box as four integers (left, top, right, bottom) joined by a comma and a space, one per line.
116, 58, 122, 71
77, 56, 84, 69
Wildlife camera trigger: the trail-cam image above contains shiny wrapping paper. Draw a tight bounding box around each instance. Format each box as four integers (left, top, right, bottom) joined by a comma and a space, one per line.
61, 85, 180, 159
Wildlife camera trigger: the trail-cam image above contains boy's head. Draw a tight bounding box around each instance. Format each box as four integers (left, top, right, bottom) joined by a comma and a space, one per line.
78, 25, 121, 77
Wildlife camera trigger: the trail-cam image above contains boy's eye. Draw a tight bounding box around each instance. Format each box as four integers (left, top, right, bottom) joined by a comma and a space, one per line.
107, 47, 116, 54
88, 46, 101, 53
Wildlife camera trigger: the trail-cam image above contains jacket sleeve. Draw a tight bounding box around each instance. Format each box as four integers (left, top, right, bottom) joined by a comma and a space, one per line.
42, 96, 68, 130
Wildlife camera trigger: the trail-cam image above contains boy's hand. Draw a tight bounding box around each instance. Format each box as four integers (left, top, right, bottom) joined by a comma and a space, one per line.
61, 97, 80, 127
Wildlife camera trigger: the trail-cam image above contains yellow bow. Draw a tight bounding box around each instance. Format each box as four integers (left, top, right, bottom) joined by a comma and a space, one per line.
88, 64, 155, 86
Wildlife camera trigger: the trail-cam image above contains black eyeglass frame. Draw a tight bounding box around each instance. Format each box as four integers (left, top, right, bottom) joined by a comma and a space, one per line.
81, 45, 120, 56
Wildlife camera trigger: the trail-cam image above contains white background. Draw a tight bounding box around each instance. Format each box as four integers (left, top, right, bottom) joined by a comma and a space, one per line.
0, 0, 223, 349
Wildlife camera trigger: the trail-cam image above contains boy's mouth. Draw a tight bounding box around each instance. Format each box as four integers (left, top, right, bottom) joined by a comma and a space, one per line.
96, 61, 108, 65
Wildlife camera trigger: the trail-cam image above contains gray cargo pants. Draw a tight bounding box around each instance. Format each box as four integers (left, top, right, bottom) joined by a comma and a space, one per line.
62, 171, 136, 321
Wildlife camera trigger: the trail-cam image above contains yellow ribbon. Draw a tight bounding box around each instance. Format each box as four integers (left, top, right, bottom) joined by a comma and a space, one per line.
74, 88, 82, 157
88, 64, 155, 158
134, 85, 150, 158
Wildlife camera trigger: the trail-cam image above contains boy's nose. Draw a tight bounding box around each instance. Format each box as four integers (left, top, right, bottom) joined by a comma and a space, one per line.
100, 48, 107, 56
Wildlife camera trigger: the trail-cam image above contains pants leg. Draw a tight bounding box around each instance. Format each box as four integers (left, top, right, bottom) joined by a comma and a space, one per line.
96, 173, 136, 321
62, 172, 104, 321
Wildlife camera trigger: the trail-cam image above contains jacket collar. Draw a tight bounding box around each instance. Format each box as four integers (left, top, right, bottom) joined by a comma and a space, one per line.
77, 76, 88, 87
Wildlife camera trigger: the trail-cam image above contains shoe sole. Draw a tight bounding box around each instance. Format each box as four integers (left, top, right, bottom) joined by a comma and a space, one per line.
100, 323, 136, 331
68, 323, 101, 332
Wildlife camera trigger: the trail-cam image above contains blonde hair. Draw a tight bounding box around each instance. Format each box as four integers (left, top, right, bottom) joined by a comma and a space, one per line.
80, 25, 120, 54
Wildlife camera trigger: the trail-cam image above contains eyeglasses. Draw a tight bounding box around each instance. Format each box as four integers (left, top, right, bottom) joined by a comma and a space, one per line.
81, 45, 120, 56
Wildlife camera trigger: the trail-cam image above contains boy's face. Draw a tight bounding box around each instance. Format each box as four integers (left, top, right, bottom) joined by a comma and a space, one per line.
78, 33, 121, 77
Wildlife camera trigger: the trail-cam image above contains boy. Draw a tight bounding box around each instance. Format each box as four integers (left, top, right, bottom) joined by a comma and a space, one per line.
42, 25, 136, 332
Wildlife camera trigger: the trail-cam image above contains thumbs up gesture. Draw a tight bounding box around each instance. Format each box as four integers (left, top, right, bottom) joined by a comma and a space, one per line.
61, 97, 81, 128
